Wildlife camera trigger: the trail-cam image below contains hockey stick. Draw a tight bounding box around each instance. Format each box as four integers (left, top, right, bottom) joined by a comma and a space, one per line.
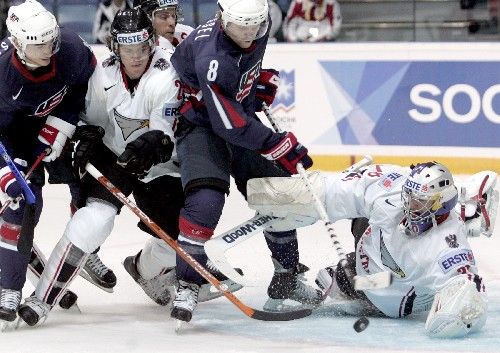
85, 163, 312, 321
0, 142, 37, 205
205, 213, 280, 285
0, 150, 47, 215
261, 103, 392, 293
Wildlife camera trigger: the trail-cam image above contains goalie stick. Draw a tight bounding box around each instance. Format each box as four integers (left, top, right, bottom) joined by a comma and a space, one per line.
85, 163, 312, 321
261, 103, 392, 294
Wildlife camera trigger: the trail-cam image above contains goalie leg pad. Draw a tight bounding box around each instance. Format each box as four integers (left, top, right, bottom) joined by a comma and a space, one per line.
247, 171, 325, 229
425, 275, 487, 338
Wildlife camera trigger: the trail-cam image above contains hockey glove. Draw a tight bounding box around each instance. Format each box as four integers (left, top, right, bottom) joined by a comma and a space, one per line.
0, 158, 30, 199
255, 69, 280, 112
117, 130, 174, 177
71, 125, 105, 178
261, 132, 313, 175
37, 116, 77, 162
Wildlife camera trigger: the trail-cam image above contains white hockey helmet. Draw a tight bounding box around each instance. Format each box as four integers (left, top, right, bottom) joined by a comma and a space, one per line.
6, 0, 60, 61
401, 162, 458, 236
218, 0, 269, 29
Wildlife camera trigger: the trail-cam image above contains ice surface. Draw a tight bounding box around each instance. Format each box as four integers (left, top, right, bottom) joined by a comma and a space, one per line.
2, 175, 499, 353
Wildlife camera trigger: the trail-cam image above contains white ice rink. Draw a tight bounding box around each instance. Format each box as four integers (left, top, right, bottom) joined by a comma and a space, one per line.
2, 174, 500, 353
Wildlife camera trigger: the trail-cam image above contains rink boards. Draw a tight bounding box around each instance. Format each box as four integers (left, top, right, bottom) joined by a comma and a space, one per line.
90, 43, 500, 173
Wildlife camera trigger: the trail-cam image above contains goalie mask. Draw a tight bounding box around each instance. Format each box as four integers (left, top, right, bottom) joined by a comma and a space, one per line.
401, 162, 458, 236
6, 0, 60, 67
217, 0, 269, 47
109, 8, 156, 60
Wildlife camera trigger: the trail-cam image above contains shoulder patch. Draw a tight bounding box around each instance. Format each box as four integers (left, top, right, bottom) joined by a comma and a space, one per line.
438, 248, 475, 273
153, 58, 170, 71
377, 171, 404, 190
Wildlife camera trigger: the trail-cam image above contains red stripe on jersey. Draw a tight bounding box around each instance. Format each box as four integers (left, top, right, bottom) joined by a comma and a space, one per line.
179, 216, 214, 241
0, 222, 21, 242
210, 84, 247, 128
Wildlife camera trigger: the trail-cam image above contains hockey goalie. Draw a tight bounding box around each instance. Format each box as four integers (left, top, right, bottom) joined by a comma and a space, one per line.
247, 162, 497, 338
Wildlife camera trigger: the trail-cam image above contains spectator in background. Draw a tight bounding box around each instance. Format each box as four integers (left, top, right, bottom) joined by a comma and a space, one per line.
92, 0, 133, 44
283, 0, 342, 42
268, 0, 283, 43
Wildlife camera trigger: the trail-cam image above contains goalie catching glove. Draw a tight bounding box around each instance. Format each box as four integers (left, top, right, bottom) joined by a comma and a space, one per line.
117, 130, 174, 177
455, 171, 498, 237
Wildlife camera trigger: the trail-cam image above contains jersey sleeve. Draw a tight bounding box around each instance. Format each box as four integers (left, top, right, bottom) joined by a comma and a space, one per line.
148, 68, 181, 138
192, 55, 280, 151
82, 64, 108, 127
324, 164, 407, 221
51, 32, 96, 126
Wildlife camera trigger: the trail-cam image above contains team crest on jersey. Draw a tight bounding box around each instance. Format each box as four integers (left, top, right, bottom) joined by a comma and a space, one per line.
34, 86, 68, 117
445, 234, 459, 248
236, 60, 262, 102
153, 58, 169, 71
9, 14, 19, 22
380, 234, 406, 278
114, 109, 149, 140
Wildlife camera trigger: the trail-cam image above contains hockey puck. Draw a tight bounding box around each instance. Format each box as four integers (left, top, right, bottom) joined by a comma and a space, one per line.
353, 316, 369, 332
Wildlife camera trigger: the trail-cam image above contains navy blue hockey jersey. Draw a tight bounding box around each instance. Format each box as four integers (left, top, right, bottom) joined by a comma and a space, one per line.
0, 28, 96, 162
170, 18, 281, 151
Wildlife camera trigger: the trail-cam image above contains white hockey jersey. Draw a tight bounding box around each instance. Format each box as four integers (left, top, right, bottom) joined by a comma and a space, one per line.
323, 164, 486, 318
157, 23, 194, 51
83, 47, 182, 181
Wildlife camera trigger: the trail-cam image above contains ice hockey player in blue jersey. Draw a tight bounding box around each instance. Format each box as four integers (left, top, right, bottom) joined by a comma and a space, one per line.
169, 0, 321, 323
0, 0, 96, 324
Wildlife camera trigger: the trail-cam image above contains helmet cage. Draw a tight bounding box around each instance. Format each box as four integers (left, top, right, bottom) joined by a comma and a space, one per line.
401, 162, 458, 236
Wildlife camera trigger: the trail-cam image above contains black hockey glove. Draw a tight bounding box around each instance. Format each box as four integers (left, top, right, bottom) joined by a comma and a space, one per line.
117, 130, 174, 177
71, 125, 105, 178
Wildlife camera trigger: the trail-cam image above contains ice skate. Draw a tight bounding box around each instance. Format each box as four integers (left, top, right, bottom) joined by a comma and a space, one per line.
198, 260, 244, 302
18, 296, 51, 327
0, 289, 21, 330
264, 258, 322, 311
171, 280, 200, 325
123, 252, 177, 306
81, 252, 117, 293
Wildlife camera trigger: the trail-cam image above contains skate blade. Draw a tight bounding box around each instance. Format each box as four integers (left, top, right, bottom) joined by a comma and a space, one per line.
198, 280, 243, 302
174, 320, 183, 334
79, 271, 114, 293
65, 302, 82, 314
